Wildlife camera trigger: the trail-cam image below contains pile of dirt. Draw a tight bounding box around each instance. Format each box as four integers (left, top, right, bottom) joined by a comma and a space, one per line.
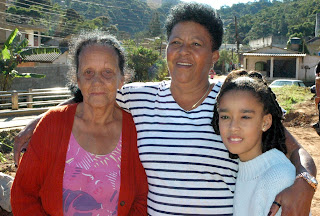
283, 99, 319, 127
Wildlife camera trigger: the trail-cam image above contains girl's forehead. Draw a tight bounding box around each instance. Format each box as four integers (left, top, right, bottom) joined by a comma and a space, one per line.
220, 89, 262, 104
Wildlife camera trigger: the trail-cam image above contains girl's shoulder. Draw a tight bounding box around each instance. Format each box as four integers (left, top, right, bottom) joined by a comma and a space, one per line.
262, 151, 296, 188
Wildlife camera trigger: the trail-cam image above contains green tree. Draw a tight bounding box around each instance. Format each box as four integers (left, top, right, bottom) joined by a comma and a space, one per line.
148, 11, 162, 37
153, 59, 169, 81
127, 46, 160, 82
216, 49, 239, 73
0, 28, 60, 91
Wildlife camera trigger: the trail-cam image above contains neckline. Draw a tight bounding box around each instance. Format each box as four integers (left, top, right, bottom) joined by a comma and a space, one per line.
168, 81, 220, 112
237, 149, 289, 181
70, 132, 122, 157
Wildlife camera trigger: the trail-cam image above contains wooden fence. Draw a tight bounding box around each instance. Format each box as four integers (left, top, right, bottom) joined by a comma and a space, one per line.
0, 87, 72, 110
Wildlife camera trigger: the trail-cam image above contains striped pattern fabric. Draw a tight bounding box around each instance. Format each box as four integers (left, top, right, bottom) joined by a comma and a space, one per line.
117, 80, 238, 215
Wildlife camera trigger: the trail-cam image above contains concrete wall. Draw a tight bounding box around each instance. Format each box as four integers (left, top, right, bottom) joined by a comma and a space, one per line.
307, 39, 320, 56
10, 65, 70, 90
301, 56, 320, 83
249, 36, 287, 49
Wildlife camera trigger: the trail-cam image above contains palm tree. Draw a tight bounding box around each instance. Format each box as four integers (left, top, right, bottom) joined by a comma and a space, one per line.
0, 28, 60, 91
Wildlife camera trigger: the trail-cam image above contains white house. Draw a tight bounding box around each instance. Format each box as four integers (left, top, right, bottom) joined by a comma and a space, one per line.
242, 46, 320, 83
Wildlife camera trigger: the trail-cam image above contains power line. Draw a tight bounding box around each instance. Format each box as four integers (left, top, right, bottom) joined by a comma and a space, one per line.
0, 26, 64, 40
1, 0, 166, 38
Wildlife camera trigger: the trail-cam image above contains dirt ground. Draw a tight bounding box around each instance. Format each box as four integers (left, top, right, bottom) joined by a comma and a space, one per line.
282, 99, 320, 216
1, 98, 320, 215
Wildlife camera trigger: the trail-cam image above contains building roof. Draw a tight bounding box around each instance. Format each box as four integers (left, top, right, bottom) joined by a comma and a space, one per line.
23, 52, 62, 63
243, 53, 306, 57
307, 37, 320, 44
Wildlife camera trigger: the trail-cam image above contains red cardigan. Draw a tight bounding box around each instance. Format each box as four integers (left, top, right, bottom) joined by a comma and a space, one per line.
11, 104, 148, 216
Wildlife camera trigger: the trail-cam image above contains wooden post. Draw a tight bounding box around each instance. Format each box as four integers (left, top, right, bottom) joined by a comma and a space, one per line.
11, 90, 18, 110
315, 77, 320, 111
27, 88, 33, 108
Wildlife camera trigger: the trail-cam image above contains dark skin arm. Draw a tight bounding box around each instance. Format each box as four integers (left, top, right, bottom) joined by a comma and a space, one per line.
268, 128, 317, 216
14, 98, 76, 166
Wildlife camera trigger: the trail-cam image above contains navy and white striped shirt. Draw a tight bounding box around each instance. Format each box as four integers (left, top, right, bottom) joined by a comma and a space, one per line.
117, 80, 238, 215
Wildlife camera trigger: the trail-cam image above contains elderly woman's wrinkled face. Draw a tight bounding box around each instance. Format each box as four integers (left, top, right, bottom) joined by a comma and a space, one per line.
77, 45, 124, 108
167, 21, 219, 85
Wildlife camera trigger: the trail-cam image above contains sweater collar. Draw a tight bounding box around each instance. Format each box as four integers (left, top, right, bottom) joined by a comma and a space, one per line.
237, 149, 289, 181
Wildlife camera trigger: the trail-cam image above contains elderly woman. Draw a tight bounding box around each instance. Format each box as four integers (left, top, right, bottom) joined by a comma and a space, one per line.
11, 32, 148, 215
14, 3, 316, 216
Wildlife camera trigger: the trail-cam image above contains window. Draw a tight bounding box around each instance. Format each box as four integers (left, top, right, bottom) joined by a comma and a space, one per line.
255, 61, 266, 71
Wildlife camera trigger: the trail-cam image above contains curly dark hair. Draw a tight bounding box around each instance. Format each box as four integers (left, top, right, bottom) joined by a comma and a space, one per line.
67, 30, 126, 102
211, 70, 287, 159
316, 61, 320, 75
165, 2, 223, 51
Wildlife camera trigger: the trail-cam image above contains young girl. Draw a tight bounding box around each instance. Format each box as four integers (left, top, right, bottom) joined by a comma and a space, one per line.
212, 70, 296, 216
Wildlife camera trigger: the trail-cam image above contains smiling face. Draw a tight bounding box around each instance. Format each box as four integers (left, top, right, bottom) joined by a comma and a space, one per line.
166, 21, 219, 85
77, 45, 124, 108
218, 90, 272, 162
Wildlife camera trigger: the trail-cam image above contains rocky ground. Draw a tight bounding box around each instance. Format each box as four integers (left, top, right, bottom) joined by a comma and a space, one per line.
1, 99, 320, 215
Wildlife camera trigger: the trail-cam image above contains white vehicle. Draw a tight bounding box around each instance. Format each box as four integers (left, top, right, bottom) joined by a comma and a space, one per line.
269, 79, 306, 88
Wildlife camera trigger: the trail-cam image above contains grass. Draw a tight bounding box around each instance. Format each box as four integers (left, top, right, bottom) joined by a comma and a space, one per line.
271, 86, 314, 113
0, 129, 19, 162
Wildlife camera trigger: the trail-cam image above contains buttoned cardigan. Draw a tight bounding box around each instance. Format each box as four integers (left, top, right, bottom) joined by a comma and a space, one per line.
11, 104, 148, 216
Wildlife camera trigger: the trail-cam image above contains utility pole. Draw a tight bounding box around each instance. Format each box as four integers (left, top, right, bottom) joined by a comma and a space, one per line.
234, 16, 240, 68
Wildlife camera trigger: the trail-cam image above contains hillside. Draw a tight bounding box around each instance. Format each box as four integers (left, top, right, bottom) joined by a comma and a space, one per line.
5, 0, 320, 43
219, 0, 320, 44
51, 0, 180, 33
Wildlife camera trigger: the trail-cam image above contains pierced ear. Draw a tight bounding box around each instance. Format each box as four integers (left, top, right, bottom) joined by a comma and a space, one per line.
211, 50, 219, 64
262, 114, 272, 132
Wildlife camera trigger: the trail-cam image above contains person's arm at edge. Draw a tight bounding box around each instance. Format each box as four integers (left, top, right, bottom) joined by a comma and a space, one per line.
11, 116, 48, 215
14, 98, 76, 166
268, 128, 317, 216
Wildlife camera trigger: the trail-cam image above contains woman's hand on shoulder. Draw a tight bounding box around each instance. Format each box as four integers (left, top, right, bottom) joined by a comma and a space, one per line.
14, 115, 42, 167
268, 177, 313, 216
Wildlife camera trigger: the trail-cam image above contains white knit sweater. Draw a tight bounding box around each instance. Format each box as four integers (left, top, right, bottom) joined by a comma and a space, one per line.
233, 149, 296, 216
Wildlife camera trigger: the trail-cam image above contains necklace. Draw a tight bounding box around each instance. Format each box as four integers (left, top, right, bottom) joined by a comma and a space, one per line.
188, 83, 212, 111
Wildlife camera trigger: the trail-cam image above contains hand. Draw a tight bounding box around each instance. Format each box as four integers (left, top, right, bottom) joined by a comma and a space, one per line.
14, 117, 41, 166
268, 178, 314, 216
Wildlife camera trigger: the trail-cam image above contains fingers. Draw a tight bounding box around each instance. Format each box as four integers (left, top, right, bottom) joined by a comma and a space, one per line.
14, 134, 30, 167
268, 199, 281, 216
14, 136, 23, 167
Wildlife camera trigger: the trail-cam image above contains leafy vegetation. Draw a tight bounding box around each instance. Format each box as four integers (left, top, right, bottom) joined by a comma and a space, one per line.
0, 129, 18, 162
0, 28, 60, 91
221, 0, 320, 44
6, 0, 318, 46
127, 46, 160, 82
272, 85, 314, 113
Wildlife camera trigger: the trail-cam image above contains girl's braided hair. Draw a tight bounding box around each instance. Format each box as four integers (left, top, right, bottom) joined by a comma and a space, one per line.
211, 70, 287, 159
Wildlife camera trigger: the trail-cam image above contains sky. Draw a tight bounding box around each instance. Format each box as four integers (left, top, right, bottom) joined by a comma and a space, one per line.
182, 0, 255, 9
